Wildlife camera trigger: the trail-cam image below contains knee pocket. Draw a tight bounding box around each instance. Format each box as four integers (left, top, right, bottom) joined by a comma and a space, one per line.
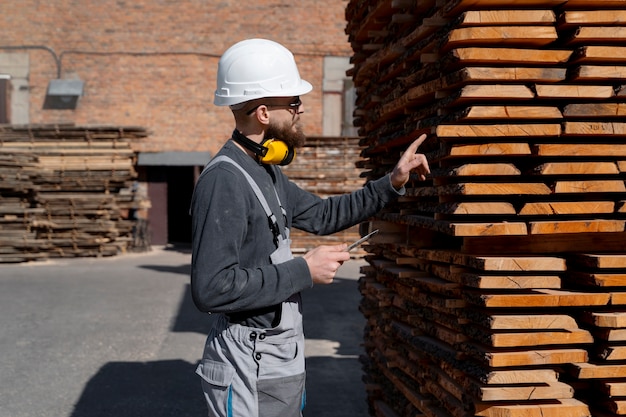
196, 359, 236, 416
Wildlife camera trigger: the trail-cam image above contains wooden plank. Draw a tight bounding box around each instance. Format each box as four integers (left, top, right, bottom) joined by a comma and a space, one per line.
457, 106, 563, 120
554, 180, 626, 193
519, 201, 615, 215
445, 85, 536, 103
443, 0, 568, 17
435, 201, 517, 215
443, 26, 558, 50
560, 10, 626, 26
449, 66, 566, 83
591, 328, 626, 341
459, 273, 562, 289
607, 291, 626, 305
565, 102, 626, 118
464, 313, 579, 329
438, 163, 521, 177
534, 143, 626, 156
533, 161, 619, 175
471, 368, 559, 385
568, 362, 626, 379
0, 140, 132, 149
474, 398, 590, 417
460, 9, 556, 25
564, 121, 626, 136
436, 123, 562, 138
444, 47, 572, 65
473, 328, 594, 347
568, 271, 626, 287
447, 142, 532, 157
529, 220, 626, 235
564, 0, 626, 7
572, 45, 626, 64
583, 312, 626, 328
571, 65, 626, 81
535, 84, 615, 99
576, 254, 626, 269
598, 345, 626, 360
465, 289, 611, 308
568, 27, 626, 45
599, 381, 626, 397
462, 343, 589, 367
456, 254, 567, 271
437, 182, 552, 195
475, 381, 574, 402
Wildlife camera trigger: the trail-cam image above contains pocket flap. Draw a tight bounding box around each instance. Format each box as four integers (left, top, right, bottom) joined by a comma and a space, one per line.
196, 359, 236, 387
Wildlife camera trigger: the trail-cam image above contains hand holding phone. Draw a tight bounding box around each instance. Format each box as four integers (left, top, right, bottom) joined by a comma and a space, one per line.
346, 229, 379, 252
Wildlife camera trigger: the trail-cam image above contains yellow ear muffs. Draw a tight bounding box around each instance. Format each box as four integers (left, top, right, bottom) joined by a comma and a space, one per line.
260, 139, 296, 166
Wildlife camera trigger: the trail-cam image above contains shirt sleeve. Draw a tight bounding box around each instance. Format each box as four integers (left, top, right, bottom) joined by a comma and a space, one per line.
286, 173, 402, 235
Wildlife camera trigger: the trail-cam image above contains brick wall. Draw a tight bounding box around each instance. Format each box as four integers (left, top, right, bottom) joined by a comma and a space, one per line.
0, 1, 352, 155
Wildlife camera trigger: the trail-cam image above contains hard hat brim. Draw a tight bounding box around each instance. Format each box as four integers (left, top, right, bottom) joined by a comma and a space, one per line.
215, 79, 313, 107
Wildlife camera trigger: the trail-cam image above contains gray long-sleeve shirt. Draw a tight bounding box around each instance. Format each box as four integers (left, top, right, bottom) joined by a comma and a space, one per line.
190, 139, 402, 328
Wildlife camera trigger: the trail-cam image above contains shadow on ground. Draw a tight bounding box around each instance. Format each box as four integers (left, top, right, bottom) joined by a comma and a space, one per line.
70, 360, 205, 417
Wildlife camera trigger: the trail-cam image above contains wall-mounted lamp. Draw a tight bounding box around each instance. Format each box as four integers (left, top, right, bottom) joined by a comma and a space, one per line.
44, 78, 84, 110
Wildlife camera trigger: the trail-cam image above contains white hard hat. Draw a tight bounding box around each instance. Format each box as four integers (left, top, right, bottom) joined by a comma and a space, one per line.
214, 38, 313, 107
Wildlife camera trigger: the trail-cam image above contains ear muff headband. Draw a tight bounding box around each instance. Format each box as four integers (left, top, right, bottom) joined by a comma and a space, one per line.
231, 130, 295, 166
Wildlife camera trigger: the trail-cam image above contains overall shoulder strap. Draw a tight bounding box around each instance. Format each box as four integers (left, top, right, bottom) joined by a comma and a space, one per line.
202, 155, 286, 240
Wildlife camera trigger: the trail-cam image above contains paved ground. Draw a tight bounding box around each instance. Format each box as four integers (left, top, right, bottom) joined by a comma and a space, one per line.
0, 246, 368, 417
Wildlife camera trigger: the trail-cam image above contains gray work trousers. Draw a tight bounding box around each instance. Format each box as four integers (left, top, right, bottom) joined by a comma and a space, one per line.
196, 294, 306, 417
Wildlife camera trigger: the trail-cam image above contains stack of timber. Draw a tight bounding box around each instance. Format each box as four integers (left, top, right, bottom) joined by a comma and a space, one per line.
0, 124, 150, 263
346, 0, 626, 416
282, 136, 367, 255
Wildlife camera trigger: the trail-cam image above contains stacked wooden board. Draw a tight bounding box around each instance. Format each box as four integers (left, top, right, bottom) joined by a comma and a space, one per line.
282, 136, 367, 254
346, 0, 626, 416
0, 125, 150, 263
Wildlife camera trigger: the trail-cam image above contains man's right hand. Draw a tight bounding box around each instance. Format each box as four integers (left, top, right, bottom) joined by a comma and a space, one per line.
303, 244, 351, 285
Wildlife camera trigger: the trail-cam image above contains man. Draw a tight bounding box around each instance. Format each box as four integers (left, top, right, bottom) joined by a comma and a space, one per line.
190, 38, 429, 417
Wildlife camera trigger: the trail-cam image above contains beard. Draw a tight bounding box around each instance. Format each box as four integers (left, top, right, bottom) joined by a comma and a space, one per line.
264, 118, 306, 149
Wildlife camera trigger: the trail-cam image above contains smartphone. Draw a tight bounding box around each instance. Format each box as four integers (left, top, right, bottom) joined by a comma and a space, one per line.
346, 229, 379, 252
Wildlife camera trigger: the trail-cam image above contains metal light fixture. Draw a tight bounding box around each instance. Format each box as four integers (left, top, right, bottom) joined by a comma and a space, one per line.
44, 79, 84, 110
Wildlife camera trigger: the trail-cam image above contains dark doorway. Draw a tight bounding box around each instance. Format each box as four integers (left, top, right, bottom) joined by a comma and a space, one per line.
167, 166, 194, 244
0, 78, 9, 123
143, 166, 196, 246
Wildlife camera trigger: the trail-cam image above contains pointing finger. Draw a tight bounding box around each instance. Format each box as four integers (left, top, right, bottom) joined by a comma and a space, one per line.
406, 134, 427, 154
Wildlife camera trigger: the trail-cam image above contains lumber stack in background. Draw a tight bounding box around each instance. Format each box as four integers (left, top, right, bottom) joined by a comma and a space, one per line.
346, 0, 626, 416
0, 125, 150, 263
282, 136, 367, 255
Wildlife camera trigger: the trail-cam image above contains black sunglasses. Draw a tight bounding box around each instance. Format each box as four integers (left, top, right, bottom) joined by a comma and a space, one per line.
246, 97, 302, 115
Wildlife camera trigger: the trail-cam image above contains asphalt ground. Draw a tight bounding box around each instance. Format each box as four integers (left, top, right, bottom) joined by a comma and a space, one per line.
0, 246, 369, 417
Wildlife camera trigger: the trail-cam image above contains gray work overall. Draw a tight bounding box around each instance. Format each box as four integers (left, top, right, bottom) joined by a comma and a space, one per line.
195, 156, 306, 417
